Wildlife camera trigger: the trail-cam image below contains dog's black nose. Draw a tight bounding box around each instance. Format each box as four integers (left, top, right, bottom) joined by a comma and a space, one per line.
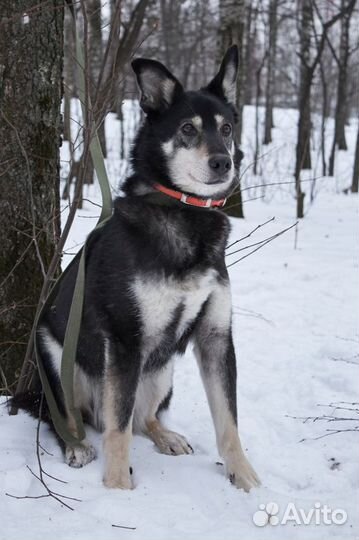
208, 154, 232, 175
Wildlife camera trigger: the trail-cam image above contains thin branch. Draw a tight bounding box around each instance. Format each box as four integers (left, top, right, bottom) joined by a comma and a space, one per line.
6, 394, 81, 510
111, 524, 137, 530
226, 222, 298, 268
299, 427, 359, 442
226, 217, 275, 250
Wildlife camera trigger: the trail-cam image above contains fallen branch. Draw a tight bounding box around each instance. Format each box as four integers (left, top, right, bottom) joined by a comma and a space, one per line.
6, 394, 81, 510
112, 524, 137, 530
330, 354, 359, 366
287, 401, 359, 442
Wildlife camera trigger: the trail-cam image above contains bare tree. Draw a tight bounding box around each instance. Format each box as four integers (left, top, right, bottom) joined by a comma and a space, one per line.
351, 112, 359, 193
88, 0, 106, 157
0, 0, 63, 391
328, 0, 356, 176
263, 0, 279, 145
294, 0, 356, 218
62, 0, 151, 205
218, 0, 246, 218
294, 0, 313, 218
318, 59, 328, 176
218, 0, 246, 143
243, 2, 255, 105
63, 12, 75, 142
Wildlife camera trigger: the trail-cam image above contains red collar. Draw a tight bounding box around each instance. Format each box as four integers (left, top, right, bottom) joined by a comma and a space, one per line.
152, 183, 227, 208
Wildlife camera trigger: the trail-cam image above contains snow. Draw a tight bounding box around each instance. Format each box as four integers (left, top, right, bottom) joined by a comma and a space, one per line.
1, 104, 358, 539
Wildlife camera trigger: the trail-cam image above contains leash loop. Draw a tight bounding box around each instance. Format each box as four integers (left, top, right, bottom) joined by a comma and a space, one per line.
35, 4, 112, 447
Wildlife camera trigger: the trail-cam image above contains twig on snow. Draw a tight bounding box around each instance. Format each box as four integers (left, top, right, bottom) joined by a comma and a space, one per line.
111, 524, 137, 530
286, 401, 359, 442
6, 394, 81, 510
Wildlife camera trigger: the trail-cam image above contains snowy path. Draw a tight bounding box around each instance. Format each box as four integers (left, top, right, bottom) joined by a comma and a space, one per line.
1, 191, 358, 540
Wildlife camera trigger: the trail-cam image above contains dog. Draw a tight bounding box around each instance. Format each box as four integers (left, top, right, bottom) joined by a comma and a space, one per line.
18, 45, 260, 492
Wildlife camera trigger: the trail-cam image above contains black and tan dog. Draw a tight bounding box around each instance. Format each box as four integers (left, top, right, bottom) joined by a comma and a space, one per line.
25, 45, 260, 491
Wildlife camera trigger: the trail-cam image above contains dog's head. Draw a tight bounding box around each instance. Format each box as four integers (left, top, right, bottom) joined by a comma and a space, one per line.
131, 46, 242, 199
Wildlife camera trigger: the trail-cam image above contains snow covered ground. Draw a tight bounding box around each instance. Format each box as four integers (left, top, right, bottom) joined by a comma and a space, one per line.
1, 105, 358, 539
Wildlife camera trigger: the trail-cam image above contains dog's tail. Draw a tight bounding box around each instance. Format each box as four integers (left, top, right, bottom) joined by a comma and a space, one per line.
8, 369, 51, 423
10, 386, 52, 424
8, 384, 66, 451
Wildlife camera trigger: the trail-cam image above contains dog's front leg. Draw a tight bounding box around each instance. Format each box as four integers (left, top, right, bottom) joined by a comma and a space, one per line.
194, 283, 260, 492
103, 336, 141, 489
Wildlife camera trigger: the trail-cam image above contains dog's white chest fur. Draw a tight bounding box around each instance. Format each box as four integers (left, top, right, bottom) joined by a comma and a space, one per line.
131, 269, 217, 349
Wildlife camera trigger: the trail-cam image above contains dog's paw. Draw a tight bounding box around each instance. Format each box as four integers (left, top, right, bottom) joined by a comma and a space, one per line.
226, 454, 261, 492
103, 469, 133, 490
154, 430, 193, 456
65, 443, 96, 468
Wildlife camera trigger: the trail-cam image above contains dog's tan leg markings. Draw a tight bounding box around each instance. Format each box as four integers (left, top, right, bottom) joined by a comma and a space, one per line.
103, 426, 133, 489
145, 418, 193, 456
134, 366, 193, 455
207, 379, 260, 492
102, 374, 133, 489
222, 429, 261, 492
194, 283, 261, 492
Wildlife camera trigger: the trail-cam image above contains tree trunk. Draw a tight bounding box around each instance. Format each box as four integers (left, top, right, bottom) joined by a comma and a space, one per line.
294, 0, 314, 218
243, 2, 258, 105
328, 0, 354, 175
159, 0, 174, 71
0, 1, 63, 392
318, 55, 329, 177
294, 0, 355, 216
254, 52, 267, 175
88, 0, 106, 159
82, 0, 105, 188
263, 0, 278, 145
351, 114, 359, 193
218, 0, 246, 144
63, 12, 74, 142
297, 0, 312, 172
218, 0, 245, 218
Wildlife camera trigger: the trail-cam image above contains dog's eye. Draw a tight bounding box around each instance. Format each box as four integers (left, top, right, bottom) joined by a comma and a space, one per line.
181, 123, 197, 136
221, 124, 232, 137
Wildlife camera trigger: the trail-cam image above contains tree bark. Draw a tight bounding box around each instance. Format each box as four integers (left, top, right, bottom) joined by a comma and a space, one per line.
318, 56, 328, 178
243, 2, 258, 105
0, 1, 63, 392
218, 0, 245, 218
263, 0, 278, 145
254, 52, 267, 175
328, 0, 355, 175
218, 0, 246, 144
294, 0, 313, 218
297, 0, 313, 172
88, 0, 106, 159
351, 114, 359, 193
63, 12, 74, 142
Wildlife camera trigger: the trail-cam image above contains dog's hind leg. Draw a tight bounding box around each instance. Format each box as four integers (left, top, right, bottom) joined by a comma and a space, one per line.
37, 325, 96, 468
102, 336, 141, 489
134, 361, 193, 456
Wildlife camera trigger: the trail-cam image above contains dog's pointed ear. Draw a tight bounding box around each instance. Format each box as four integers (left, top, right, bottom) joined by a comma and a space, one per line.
132, 58, 183, 114
206, 45, 238, 104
